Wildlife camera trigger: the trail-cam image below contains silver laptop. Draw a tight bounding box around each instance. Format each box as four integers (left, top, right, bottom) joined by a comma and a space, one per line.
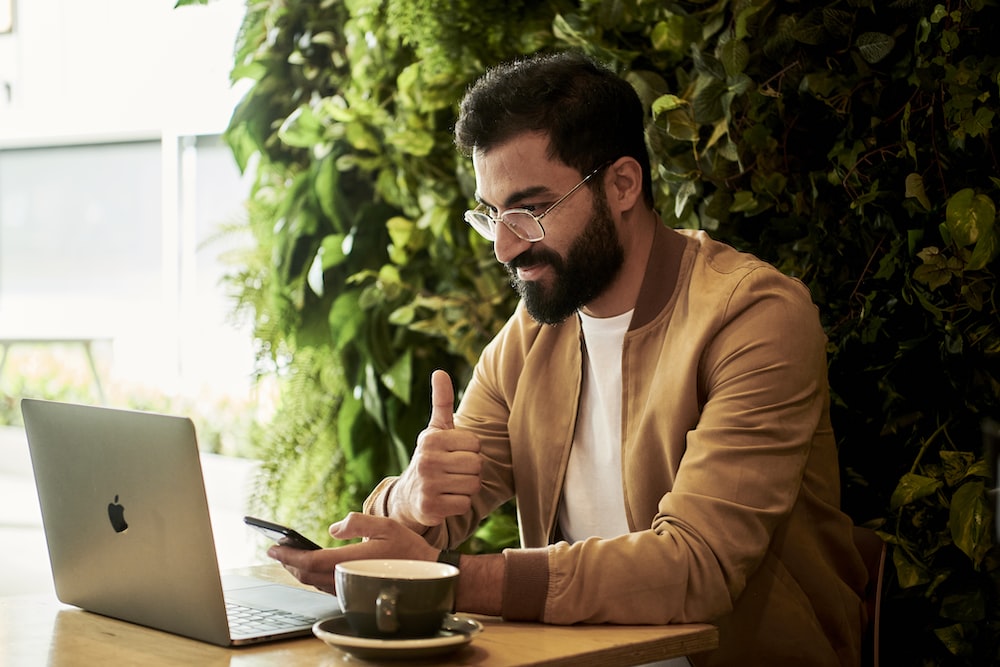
21, 398, 341, 646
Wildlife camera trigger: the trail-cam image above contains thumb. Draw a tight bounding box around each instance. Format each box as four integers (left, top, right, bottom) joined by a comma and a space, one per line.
427, 369, 455, 430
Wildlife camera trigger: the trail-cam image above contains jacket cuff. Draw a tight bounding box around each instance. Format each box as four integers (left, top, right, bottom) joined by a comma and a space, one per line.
362, 477, 399, 517
501, 547, 549, 621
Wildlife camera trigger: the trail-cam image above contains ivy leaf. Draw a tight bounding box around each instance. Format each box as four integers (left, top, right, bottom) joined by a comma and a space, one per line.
934, 623, 975, 658
940, 450, 976, 486
904, 173, 931, 210
940, 589, 986, 622
662, 107, 699, 142
719, 39, 750, 78
822, 8, 853, 37
381, 348, 413, 404
964, 106, 995, 138
890, 473, 942, 510
913, 247, 961, 289
793, 11, 828, 46
893, 545, 928, 588
675, 180, 698, 219
945, 188, 997, 264
950, 481, 992, 567
650, 15, 699, 58
329, 292, 363, 351
856, 32, 895, 64
320, 233, 347, 269
692, 77, 728, 123
651, 94, 688, 116
278, 105, 326, 148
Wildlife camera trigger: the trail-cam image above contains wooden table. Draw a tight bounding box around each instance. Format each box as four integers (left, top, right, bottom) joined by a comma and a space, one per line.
1, 565, 718, 666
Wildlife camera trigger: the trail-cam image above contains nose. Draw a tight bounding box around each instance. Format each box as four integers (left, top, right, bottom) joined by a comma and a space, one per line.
493, 219, 532, 264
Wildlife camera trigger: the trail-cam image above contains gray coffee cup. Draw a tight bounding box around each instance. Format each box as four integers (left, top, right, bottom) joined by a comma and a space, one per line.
335, 559, 459, 638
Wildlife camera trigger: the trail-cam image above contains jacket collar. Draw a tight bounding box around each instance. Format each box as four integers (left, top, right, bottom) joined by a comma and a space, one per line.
628, 223, 688, 330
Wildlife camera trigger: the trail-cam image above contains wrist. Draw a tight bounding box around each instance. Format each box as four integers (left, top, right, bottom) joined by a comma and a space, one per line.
437, 549, 462, 569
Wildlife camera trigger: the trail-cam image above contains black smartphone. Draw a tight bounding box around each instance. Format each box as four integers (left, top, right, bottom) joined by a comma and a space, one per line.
243, 515, 323, 550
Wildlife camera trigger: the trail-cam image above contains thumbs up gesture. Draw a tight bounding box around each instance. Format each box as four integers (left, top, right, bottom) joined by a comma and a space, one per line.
391, 370, 482, 529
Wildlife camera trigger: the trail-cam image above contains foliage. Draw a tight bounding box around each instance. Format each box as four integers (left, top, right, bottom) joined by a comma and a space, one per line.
221, 0, 999, 664
0, 343, 259, 458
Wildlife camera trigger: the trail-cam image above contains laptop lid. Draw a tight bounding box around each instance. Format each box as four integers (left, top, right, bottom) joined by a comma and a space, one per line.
21, 398, 339, 646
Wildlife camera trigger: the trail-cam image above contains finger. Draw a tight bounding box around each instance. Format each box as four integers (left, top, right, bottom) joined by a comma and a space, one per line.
267, 544, 309, 566
427, 369, 455, 430
329, 512, 391, 541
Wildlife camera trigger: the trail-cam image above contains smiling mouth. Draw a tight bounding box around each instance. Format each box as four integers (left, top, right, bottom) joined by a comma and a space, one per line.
516, 263, 547, 280
507, 250, 553, 281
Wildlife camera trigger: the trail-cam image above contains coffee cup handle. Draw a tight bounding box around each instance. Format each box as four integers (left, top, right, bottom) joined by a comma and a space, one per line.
376, 586, 400, 634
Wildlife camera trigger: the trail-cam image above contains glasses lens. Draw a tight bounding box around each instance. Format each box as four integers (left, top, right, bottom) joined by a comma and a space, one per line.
464, 210, 497, 240
503, 212, 544, 242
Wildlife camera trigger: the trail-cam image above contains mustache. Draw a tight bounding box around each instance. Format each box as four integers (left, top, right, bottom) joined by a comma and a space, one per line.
505, 246, 562, 272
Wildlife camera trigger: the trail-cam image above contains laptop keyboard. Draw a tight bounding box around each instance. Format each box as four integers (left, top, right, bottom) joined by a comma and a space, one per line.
226, 601, 318, 637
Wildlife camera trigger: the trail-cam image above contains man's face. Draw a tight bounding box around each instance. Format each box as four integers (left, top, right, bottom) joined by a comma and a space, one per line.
472, 133, 624, 325
504, 193, 624, 324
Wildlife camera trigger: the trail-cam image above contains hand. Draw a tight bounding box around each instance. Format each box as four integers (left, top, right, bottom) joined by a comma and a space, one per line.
391, 370, 482, 528
267, 513, 440, 595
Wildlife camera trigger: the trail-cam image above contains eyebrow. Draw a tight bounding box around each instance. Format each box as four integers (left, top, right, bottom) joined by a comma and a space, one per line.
475, 184, 553, 210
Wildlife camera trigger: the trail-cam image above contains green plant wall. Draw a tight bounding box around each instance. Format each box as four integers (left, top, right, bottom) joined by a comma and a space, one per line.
207, 0, 999, 664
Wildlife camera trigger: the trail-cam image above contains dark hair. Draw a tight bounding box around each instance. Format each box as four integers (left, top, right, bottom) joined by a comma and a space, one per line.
454, 50, 654, 206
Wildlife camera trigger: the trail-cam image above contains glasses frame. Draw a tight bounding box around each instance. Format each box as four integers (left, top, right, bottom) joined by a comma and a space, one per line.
464, 162, 610, 242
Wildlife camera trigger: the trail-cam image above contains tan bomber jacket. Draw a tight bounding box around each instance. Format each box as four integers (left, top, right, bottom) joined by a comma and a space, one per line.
365, 224, 867, 666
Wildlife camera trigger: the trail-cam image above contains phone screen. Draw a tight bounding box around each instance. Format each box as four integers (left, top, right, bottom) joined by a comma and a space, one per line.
244, 515, 322, 550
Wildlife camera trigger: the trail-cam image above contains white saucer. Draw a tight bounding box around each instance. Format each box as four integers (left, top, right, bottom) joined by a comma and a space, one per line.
312, 614, 483, 660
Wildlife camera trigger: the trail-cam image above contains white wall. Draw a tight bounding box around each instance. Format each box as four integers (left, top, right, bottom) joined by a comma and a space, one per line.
0, 0, 247, 143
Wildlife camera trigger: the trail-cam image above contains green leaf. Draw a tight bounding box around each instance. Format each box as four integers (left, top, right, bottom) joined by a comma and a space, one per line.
890, 473, 943, 510
940, 450, 975, 486
362, 362, 386, 431
904, 173, 931, 210
329, 292, 363, 351
337, 391, 364, 459
949, 481, 992, 566
940, 590, 986, 622
893, 545, 928, 588
278, 105, 326, 149
945, 188, 996, 249
692, 77, 728, 123
651, 94, 687, 116
320, 234, 348, 269
934, 623, 976, 658
650, 16, 696, 58
386, 216, 415, 252
719, 39, 750, 78
855, 32, 895, 64
381, 348, 413, 404
662, 107, 699, 142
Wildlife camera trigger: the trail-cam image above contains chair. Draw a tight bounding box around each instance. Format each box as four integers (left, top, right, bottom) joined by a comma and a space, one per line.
853, 526, 887, 667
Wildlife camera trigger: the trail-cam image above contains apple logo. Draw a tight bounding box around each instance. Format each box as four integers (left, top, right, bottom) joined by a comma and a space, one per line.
107, 494, 128, 533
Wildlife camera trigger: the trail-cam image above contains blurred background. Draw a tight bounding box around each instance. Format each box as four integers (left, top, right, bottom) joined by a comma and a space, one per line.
0, 0, 271, 594
0, 0, 262, 450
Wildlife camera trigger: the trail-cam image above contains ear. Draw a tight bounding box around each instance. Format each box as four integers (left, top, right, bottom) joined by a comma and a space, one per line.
605, 157, 644, 214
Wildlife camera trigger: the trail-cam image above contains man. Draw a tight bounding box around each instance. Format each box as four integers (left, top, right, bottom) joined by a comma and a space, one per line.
269, 51, 867, 666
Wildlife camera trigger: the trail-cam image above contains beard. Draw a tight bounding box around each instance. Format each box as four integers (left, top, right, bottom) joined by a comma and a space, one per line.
504, 194, 625, 325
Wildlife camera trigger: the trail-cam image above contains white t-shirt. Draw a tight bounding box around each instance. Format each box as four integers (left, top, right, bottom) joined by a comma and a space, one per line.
557, 308, 632, 543
557, 308, 691, 667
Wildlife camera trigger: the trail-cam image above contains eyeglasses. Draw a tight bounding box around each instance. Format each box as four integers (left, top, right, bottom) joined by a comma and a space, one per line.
464, 163, 609, 242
